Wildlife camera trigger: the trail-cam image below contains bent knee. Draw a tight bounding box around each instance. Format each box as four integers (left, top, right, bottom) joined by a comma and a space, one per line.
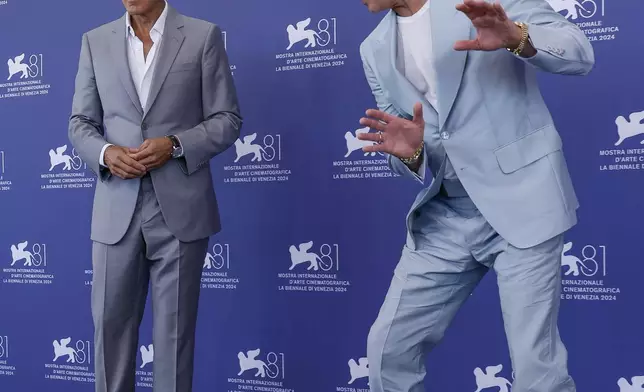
368, 329, 441, 366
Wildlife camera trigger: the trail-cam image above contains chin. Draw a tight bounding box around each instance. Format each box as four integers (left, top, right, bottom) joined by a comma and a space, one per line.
367, 4, 387, 13
124, 5, 141, 14
124, 1, 147, 14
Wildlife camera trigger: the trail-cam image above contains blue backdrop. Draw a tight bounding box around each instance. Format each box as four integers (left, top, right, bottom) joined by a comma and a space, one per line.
1, 0, 643, 391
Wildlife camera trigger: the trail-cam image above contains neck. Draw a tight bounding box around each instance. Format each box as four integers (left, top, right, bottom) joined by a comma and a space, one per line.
392, 0, 427, 17
130, 1, 165, 35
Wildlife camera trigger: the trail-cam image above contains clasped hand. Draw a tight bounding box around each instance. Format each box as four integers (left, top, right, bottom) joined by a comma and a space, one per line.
104, 137, 173, 179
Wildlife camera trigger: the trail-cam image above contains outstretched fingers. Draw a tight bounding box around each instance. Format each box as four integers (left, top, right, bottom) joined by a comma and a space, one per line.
364, 109, 397, 124
359, 117, 386, 132
362, 143, 388, 154
456, 0, 498, 19
357, 131, 384, 143
492, 2, 508, 21
454, 39, 481, 51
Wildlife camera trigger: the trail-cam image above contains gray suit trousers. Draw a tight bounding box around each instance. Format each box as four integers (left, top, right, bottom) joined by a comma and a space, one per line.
91, 175, 208, 392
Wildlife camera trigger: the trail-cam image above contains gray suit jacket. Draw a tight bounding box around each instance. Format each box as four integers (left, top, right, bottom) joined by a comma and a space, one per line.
68, 5, 241, 245
360, 0, 594, 250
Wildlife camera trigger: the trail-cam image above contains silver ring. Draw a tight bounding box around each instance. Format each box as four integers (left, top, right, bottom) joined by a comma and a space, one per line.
378, 133, 383, 143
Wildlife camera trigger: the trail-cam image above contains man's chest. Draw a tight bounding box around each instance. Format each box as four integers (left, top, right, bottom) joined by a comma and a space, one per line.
127, 36, 160, 74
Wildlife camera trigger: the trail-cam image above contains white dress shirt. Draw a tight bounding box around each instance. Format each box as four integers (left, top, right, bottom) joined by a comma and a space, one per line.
99, 1, 178, 167
396, 1, 456, 180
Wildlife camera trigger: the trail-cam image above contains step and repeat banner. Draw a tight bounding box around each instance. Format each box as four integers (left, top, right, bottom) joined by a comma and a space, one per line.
0, 0, 642, 391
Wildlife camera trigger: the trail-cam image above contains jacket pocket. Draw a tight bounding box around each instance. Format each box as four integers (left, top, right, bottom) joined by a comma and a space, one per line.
169, 61, 199, 73
494, 124, 563, 174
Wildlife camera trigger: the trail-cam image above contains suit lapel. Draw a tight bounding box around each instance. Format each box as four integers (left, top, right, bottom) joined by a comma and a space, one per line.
431, 0, 471, 129
373, 12, 438, 126
143, 6, 185, 120
110, 16, 143, 116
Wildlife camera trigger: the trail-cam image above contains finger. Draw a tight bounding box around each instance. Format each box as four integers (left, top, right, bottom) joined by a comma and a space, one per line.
455, 3, 474, 17
362, 143, 389, 154
359, 117, 387, 132
110, 166, 134, 180
457, 0, 485, 17
130, 147, 154, 162
141, 153, 171, 169
412, 102, 424, 124
465, 0, 497, 19
114, 163, 143, 178
146, 157, 169, 171
138, 155, 160, 168
138, 139, 151, 150
129, 140, 150, 157
365, 109, 397, 124
493, 2, 508, 20
114, 158, 146, 176
463, 0, 492, 10
121, 154, 147, 172
454, 39, 481, 51
357, 132, 383, 143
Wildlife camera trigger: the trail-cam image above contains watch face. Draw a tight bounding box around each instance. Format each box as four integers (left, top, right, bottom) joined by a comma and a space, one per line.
168, 136, 181, 158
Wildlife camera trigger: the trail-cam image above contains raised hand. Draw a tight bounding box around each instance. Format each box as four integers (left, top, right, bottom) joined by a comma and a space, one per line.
357, 102, 424, 159
129, 137, 173, 171
454, 0, 522, 51
104, 145, 147, 179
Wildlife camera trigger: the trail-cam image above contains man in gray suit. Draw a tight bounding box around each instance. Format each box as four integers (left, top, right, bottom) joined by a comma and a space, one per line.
68, 0, 241, 391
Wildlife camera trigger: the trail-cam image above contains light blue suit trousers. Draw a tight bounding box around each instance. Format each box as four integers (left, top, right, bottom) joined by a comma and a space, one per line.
367, 191, 574, 392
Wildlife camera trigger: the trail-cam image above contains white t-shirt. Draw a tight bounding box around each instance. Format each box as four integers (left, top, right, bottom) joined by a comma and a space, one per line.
396, 1, 437, 109
396, 1, 457, 180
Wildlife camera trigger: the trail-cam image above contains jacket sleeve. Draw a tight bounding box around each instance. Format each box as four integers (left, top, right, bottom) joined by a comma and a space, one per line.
502, 0, 595, 75
359, 44, 428, 184
174, 24, 242, 175
68, 32, 110, 181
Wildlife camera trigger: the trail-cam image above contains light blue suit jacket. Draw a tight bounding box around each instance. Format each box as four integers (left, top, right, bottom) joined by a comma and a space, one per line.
360, 0, 594, 250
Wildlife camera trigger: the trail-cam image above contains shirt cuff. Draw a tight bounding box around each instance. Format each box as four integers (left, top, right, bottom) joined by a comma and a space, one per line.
175, 135, 184, 157
414, 154, 427, 182
407, 145, 428, 183
99, 143, 113, 167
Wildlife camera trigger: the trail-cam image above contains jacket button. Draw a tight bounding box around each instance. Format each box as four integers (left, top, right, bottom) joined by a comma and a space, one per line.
440, 131, 450, 140
141, 123, 148, 131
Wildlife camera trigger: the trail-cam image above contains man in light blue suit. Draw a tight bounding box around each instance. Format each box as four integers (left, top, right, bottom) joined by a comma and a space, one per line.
357, 0, 594, 391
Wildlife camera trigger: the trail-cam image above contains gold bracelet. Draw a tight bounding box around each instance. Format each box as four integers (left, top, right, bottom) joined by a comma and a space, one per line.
400, 143, 424, 165
507, 22, 528, 56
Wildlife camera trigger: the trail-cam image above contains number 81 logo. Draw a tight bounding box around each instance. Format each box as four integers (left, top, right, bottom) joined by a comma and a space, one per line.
0, 336, 8, 359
